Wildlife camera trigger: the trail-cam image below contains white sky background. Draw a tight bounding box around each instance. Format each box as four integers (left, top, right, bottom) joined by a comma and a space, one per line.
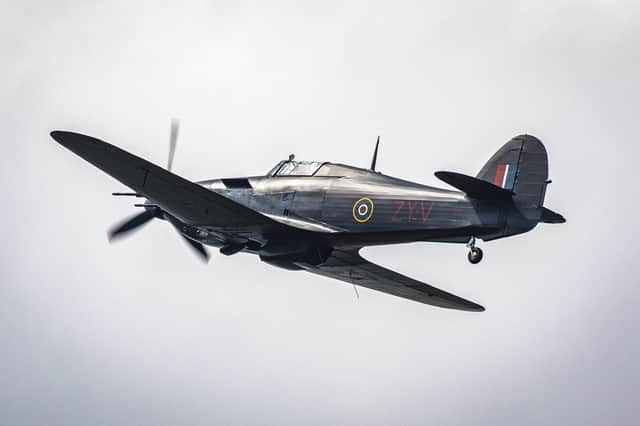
2, 0, 639, 425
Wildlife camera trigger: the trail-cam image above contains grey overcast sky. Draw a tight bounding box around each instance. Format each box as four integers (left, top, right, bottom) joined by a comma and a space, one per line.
2, 1, 639, 425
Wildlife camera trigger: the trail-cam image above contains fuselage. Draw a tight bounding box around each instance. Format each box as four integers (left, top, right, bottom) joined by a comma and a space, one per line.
187, 161, 523, 252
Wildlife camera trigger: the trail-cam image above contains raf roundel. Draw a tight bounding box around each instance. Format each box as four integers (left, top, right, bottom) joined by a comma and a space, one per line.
352, 197, 375, 223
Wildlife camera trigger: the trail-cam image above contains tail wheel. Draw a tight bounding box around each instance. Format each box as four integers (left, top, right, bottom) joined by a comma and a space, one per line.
468, 247, 483, 264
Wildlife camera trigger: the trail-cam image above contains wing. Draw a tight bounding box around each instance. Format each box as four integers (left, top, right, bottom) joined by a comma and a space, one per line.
303, 249, 484, 311
51, 131, 280, 229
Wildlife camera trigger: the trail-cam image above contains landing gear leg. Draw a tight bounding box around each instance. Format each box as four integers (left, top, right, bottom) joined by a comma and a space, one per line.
467, 237, 483, 264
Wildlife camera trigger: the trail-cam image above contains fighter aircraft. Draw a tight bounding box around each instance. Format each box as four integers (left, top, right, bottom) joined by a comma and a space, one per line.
50, 123, 565, 312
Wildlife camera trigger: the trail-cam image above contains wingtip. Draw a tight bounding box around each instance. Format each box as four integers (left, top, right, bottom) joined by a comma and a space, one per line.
50, 130, 64, 142
459, 301, 485, 312
50, 130, 77, 145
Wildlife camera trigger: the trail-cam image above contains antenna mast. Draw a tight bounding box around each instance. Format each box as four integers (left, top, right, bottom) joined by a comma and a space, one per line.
370, 136, 380, 171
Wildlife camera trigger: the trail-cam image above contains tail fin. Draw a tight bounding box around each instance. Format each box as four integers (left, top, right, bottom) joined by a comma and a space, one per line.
477, 135, 549, 217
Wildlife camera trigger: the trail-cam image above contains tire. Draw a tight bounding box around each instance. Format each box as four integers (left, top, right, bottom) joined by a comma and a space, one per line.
468, 247, 483, 264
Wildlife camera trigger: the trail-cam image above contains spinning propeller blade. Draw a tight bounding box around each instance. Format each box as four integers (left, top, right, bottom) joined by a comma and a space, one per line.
167, 218, 210, 262
108, 208, 158, 241
167, 118, 179, 172
179, 234, 210, 262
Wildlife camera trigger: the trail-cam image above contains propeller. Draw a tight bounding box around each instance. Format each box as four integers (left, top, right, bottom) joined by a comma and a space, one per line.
165, 215, 211, 262
167, 118, 179, 172
108, 207, 160, 241
179, 235, 210, 262
106, 118, 210, 262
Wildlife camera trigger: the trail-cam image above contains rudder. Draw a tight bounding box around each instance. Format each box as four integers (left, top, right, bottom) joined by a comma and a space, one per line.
477, 134, 549, 221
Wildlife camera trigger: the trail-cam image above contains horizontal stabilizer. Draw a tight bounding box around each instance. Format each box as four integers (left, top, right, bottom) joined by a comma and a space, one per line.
435, 171, 514, 200
541, 207, 566, 223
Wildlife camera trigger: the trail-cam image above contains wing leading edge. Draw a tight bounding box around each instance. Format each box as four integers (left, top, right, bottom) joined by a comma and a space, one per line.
303, 250, 485, 311
51, 131, 282, 229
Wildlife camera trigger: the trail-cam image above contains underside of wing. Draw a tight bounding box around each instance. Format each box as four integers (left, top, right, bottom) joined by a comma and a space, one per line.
51, 131, 281, 229
303, 249, 485, 311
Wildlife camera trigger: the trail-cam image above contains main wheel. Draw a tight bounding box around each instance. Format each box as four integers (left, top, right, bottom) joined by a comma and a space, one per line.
468, 247, 483, 264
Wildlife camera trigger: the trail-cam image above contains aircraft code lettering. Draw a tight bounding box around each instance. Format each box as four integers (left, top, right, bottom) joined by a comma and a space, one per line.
391, 200, 434, 223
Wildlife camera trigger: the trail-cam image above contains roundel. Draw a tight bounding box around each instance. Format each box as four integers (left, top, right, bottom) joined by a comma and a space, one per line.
352, 197, 375, 223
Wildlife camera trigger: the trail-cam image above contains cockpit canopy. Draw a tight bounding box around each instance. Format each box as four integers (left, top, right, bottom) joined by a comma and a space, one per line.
267, 160, 324, 176
267, 160, 378, 179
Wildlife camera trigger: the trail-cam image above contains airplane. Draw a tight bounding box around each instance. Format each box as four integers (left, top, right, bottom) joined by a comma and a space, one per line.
50, 123, 565, 312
